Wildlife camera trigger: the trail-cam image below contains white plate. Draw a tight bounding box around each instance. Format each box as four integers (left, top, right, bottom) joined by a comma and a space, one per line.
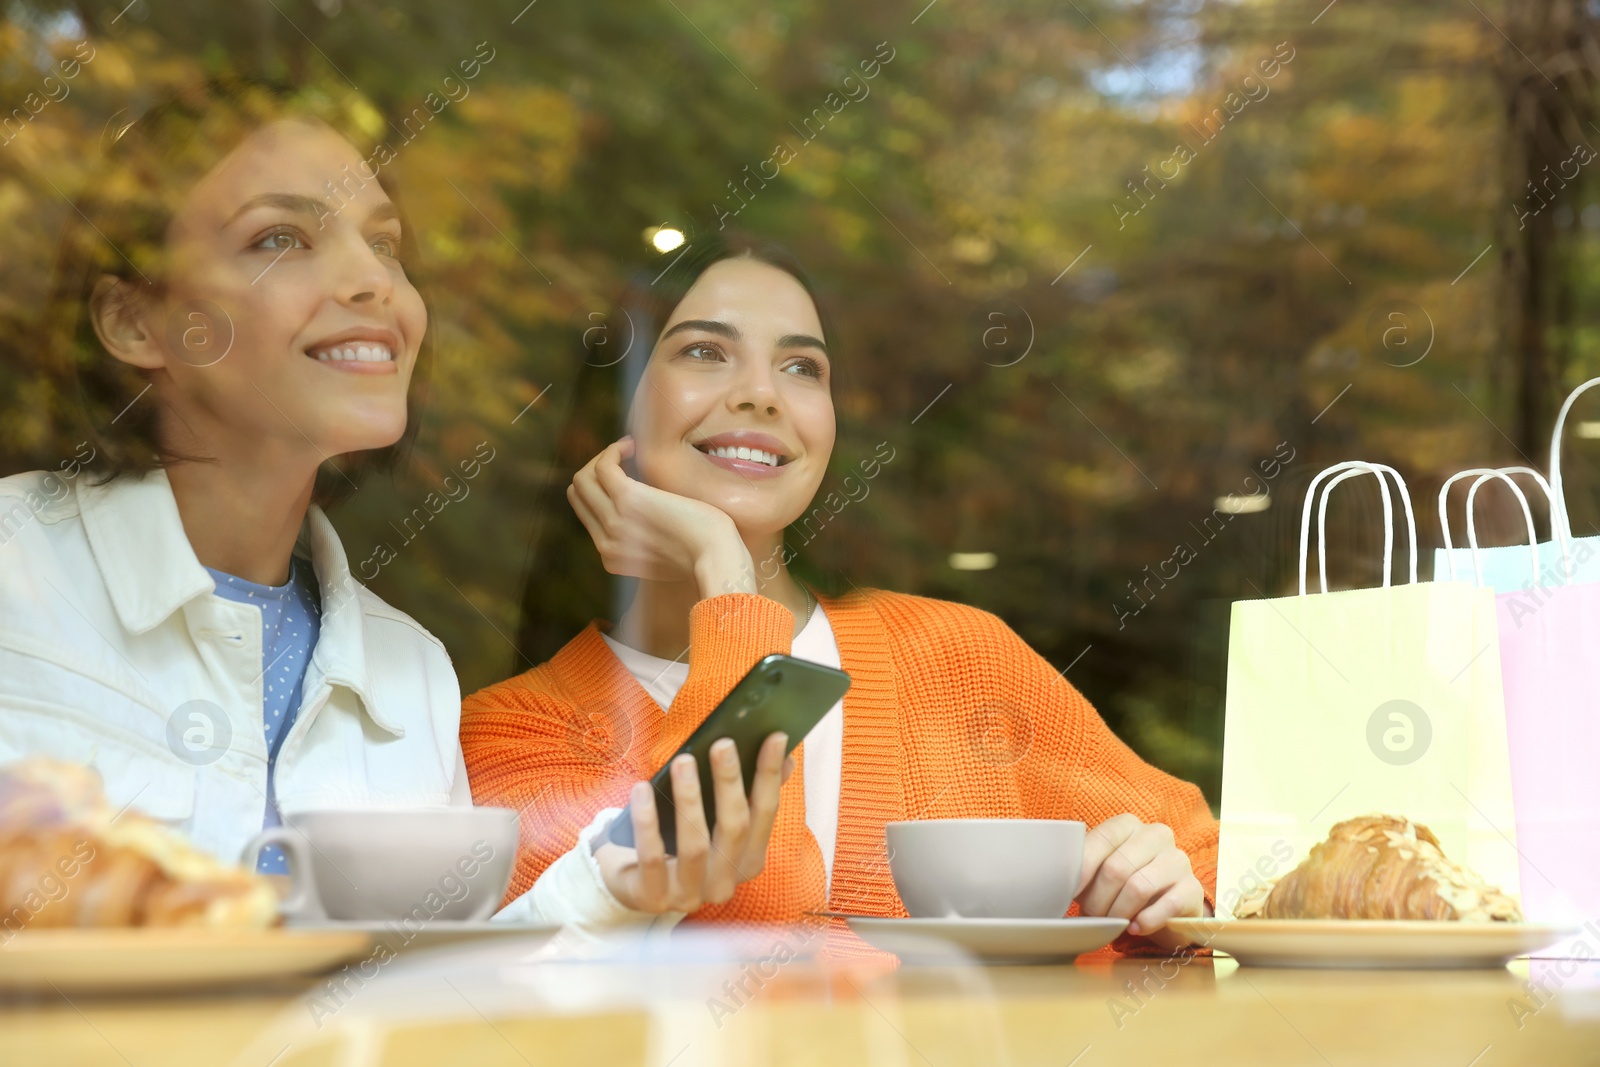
0, 927, 372, 993
287, 919, 562, 954
1167, 918, 1579, 969
843, 916, 1128, 963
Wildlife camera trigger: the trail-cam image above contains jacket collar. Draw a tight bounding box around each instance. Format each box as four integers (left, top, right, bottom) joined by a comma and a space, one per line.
76, 469, 399, 736
297, 505, 400, 737
77, 469, 212, 636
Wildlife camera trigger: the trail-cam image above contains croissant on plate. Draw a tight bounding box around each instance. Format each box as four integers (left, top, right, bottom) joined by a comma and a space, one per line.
0, 758, 278, 933
1235, 814, 1521, 922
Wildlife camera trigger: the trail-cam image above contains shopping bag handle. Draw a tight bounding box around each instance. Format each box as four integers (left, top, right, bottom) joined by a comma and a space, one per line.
1298, 461, 1418, 596
1440, 467, 1536, 585
1437, 466, 1570, 586
1548, 375, 1600, 541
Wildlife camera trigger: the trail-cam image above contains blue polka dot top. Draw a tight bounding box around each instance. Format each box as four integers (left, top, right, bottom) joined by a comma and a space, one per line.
205, 555, 322, 874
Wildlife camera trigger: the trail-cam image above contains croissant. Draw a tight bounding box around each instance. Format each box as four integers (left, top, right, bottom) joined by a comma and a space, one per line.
1235, 814, 1521, 922
0, 759, 278, 933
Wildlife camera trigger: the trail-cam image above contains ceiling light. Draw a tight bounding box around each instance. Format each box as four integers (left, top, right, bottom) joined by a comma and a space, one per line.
1215, 493, 1270, 515
648, 226, 685, 253
948, 552, 998, 571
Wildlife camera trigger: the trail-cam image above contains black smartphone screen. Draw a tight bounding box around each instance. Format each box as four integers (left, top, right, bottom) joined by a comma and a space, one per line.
604, 654, 851, 855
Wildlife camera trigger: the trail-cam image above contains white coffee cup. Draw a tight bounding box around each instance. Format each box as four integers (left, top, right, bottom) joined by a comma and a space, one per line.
886, 818, 1085, 919
243, 807, 519, 923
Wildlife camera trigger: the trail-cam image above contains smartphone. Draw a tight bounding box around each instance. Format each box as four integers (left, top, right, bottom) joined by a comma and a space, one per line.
604, 654, 851, 854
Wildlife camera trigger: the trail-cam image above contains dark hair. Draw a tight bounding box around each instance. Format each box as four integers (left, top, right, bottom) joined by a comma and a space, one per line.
40, 77, 431, 508
512, 234, 842, 667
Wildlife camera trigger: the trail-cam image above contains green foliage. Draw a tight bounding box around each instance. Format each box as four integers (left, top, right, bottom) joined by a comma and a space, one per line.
4, 0, 1593, 805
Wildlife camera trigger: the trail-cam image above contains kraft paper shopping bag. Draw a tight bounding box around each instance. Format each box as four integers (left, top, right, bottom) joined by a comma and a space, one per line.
1217, 461, 1520, 917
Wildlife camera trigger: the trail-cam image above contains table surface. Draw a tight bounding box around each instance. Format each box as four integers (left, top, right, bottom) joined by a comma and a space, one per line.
5, 940, 1600, 1067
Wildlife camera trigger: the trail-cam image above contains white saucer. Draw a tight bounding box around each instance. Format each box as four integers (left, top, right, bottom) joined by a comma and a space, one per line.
286, 919, 561, 954
1167, 918, 1579, 969
842, 916, 1128, 963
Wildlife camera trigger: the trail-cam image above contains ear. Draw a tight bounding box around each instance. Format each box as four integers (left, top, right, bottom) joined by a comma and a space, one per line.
89, 274, 165, 371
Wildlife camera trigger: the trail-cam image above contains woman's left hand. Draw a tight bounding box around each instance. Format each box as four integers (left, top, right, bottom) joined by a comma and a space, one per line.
1074, 813, 1206, 948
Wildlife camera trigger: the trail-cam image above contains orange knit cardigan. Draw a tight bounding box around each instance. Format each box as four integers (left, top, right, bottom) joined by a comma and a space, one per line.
461, 589, 1219, 958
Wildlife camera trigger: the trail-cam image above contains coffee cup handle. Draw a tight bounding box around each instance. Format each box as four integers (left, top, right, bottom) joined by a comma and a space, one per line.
242, 826, 325, 921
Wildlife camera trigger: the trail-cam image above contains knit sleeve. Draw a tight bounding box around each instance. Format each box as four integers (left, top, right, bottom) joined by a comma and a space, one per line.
870, 593, 1218, 938
663, 594, 795, 742
460, 660, 637, 904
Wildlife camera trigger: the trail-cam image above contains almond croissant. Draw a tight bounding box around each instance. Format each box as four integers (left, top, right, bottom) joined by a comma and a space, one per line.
1235, 814, 1521, 922
0, 758, 278, 934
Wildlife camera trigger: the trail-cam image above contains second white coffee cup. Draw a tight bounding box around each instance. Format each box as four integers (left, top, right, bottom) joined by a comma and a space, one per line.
886, 818, 1085, 919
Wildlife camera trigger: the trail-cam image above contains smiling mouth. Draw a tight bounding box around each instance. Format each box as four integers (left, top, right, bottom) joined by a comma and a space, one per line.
694, 442, 789, 468
306, 342, 395, 363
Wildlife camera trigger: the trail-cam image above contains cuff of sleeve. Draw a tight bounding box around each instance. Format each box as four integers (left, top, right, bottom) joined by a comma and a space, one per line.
674, 594, 795, 705
493, 808, 685, 935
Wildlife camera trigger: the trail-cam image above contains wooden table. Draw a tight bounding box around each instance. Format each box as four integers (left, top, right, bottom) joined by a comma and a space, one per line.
4, 945, 1600, 1066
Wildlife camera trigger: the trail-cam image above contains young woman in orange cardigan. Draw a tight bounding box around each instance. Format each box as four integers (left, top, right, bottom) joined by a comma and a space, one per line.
461, 238, 1218, 956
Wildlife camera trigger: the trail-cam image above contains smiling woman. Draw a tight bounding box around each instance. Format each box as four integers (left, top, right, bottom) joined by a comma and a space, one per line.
512, 237, 842, 664
463, 237, 1220, 959
0, 78, 472, 879
43, 80, 431, 506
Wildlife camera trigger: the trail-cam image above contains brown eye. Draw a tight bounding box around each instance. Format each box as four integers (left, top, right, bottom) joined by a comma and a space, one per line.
682, 342, 726, 362
785, 356, 825, 380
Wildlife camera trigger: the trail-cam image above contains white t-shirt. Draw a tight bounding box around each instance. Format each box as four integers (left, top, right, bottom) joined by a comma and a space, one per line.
492, 604, 845, 931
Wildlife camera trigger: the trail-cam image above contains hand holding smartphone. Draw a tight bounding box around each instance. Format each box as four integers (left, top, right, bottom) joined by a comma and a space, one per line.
604, 654, 851, 854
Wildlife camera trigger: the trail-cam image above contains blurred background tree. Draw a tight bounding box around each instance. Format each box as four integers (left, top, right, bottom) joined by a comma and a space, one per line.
5, 0, 1600, 806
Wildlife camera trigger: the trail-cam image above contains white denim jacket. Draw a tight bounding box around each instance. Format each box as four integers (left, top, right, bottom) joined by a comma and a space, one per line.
0, 468, 471, 867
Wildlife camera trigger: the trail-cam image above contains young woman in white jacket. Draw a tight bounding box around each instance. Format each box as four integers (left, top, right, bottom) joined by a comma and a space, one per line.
0, 81, 471, 873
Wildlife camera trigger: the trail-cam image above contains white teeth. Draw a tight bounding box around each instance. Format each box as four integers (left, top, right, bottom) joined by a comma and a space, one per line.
313, 343, 393, 363
704, 445, 780, 467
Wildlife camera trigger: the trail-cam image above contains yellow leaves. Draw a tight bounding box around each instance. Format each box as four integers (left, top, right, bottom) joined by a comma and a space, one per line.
1421, 19, 1492, 65
454, 85, 580, 194
0, 376, 60, 455
1106, 346, 1181, 396
1049, 459, 1143, 505
346, 95, 387, 143
80, 37, 139, 91
783, 141, 842, 197
882, 128, 920, 154
819, 200, 873, 253
0, 178, 27, 226
425, 230, 467, 263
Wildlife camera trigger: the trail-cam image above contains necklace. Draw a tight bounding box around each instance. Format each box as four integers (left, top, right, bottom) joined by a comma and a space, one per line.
800, 584, 815, 626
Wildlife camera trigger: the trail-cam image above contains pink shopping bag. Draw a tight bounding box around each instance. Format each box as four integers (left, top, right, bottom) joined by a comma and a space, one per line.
1454, 470, 1600, 946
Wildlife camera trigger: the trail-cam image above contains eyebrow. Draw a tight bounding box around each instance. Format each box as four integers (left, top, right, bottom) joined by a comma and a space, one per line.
659, 319, 829, 355
223, 193, 400, 229
777, 333, 828, 355
224, 193, 329, 228
660, 319, 739, 343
